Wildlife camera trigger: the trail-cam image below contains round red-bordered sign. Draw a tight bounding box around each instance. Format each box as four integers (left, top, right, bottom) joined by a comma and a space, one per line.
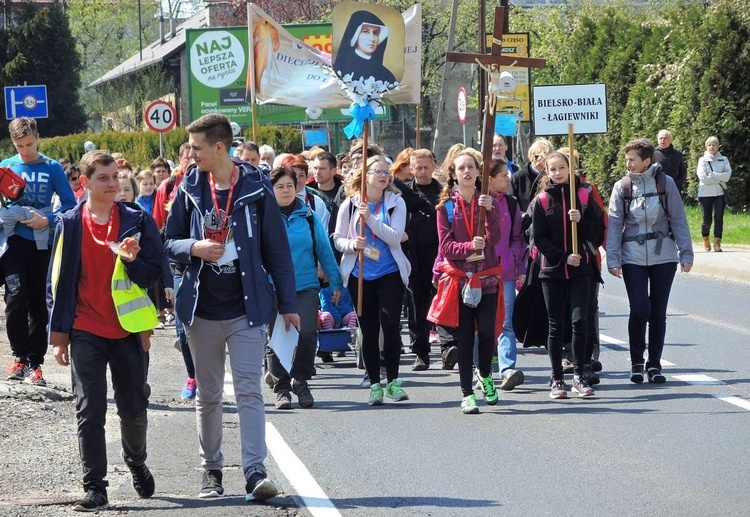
457, 87, 467, 125
144, 101, 177, 132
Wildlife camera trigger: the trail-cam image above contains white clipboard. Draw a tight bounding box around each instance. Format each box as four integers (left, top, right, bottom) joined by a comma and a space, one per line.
268, 314, 299, 373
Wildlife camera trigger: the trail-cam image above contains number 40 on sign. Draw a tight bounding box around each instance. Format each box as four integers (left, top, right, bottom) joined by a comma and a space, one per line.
144, 101, 177, 132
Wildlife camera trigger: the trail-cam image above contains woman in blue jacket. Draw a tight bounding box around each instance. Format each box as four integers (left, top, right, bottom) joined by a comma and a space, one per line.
267, 167, 343, 410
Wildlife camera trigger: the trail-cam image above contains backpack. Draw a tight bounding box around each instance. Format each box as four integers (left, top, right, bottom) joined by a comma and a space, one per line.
619, 168, 671, 235
528, 185, 591, 262
304, 208, 329, 288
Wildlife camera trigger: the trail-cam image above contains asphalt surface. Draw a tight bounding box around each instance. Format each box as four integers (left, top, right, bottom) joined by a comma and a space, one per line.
0, 242, 748, 516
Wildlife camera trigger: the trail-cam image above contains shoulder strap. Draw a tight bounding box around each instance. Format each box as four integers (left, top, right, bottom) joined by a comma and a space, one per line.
538, 192, 549, 212
620, 176, 633, 219
506, 195, 517, 228
306, 209, 319, 266
577, 186, 589, 212
444, 199, 454, 223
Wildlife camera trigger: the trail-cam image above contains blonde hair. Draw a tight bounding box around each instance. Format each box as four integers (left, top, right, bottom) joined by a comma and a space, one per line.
345, 155, 400, 198
527, 138, 554, 162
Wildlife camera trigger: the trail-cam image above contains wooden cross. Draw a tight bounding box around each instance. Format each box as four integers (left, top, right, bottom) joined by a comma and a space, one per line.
445, 6, 546, 240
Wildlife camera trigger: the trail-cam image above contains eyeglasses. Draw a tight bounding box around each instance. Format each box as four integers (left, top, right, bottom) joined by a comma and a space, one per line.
367, 169, 391, 177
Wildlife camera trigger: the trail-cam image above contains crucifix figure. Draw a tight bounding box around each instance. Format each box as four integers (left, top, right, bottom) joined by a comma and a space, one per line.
445, 5, 546, 241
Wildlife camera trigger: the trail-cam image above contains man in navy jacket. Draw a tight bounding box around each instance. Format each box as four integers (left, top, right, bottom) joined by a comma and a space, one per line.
165, 114, 299, 503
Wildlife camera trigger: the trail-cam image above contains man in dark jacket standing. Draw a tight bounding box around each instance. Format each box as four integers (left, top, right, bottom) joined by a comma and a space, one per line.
654, 129, 688, 193
165, 114, 299, 504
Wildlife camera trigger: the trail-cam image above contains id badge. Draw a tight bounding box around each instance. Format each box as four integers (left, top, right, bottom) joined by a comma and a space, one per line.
363, 245, 381, 261
466, 251, 485, 263
217, 239, 239, 266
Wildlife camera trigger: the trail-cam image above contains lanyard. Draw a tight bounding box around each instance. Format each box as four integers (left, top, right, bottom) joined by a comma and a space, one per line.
83, 204, 116, 247
208, 166, 237, 231
458, 194, 475, 237
368, 201, 383, 245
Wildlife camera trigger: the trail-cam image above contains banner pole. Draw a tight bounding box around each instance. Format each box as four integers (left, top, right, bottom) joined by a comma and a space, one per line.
568, 123, 578, 252
416, 103, 421, 148
357, 123, 368, 316
247, 4, 258, 141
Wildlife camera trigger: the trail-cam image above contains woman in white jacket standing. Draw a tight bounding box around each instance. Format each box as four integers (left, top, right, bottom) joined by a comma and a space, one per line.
334, 155, 411, 406
697, 136, 732, 252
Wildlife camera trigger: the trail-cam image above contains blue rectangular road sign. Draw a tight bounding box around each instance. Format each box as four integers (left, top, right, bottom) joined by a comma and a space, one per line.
4, 85, 48, 120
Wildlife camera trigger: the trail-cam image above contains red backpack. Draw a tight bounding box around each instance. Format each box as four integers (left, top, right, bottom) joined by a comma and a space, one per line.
0, 166, 27, 206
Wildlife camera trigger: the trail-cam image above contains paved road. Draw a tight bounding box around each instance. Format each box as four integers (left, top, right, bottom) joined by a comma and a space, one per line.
2, 267, 749, 516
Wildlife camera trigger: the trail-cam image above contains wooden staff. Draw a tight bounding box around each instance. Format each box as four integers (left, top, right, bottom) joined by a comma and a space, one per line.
356, 123, 368, 316
247, 5, 258, 142
568, 123, 578, 253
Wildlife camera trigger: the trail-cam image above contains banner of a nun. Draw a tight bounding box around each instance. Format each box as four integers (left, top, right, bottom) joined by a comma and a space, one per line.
247, 3, 421, 109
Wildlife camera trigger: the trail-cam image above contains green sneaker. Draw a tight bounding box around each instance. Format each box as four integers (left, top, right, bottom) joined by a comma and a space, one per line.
478, 374, 498, 405
385, 379, 409, 402
368, 383, 384, 406
461, 394, 479, 414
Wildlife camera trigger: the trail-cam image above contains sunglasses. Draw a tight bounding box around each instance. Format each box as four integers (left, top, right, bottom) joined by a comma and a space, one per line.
69, 176, 80, 181
367, 169, 391, 177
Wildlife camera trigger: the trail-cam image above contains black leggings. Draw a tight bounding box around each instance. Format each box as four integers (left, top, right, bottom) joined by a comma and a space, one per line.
347, 272, 404, 385
699, 195, 726, 238
541, 276, 590, 379
457, 293, 497, 397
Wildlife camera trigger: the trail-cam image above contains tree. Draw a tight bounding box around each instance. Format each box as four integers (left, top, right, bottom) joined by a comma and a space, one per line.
0, 2, 86, 137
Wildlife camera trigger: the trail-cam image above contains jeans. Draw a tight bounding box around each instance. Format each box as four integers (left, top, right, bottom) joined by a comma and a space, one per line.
497, 280, 518, 376
347, 272, 404, 385
3, 236, 51, 367
622, 262, 677, 371
173, 274, 195, 378
186, 316, 267, 479
70, 330, 148, 491
267, 288, 319, 391
541, 276, 590, 379
458, 293, 497, 397
699, 195, 726, 238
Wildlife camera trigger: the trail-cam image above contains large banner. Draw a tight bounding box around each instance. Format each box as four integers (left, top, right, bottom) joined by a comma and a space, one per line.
248, 4, 421, 108
484, 32, 531, 122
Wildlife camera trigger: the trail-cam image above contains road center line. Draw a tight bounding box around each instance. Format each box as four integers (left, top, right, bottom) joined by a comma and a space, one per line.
266, 422, 341, 517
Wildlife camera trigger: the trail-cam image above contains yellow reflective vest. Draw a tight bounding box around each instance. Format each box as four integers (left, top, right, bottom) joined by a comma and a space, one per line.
111, 256, 159, 333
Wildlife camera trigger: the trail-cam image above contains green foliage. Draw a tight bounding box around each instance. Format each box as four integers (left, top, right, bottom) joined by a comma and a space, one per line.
249, 125, 303, 154
0, 3, 86, 137
509, 0, 750, 206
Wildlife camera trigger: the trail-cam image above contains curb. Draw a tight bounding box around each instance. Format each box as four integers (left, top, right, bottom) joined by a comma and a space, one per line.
690, 242, 750, 284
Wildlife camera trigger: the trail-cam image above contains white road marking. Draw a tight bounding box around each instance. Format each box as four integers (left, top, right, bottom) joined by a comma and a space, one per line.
224, 371, 234, 397
266, 422, 342, 517
599, 333, 675, 366
714, 395, 750, 411
673, 374, 725, 385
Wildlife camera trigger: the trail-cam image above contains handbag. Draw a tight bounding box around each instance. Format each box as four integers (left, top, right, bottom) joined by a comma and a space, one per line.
0, 166, 26, 206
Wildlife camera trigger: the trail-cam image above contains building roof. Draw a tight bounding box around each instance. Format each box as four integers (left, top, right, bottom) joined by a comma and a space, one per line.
87, 9, 208, 88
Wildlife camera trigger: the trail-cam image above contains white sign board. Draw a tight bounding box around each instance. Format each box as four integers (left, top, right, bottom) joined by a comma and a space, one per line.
532, 83, 607, 135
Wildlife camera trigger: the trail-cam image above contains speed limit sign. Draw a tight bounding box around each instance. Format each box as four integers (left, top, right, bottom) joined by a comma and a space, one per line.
144, 100, 177, 132
457, 87, 467, 125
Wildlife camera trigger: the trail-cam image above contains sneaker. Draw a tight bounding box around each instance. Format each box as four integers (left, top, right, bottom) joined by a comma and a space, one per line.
245, 471, 278, 502
368, 383, 384, 406
478, 374, 498, 405
199, 470, 224, 498
181, 377, 197, 400
461, 394, 480, 414
165, 312, 175, 325
412, 354, 429, 371
550, 379, 567, 399
499, 369, 525, 391
73, 488, 109, 512
385, 379, 409, 402
491, 355, 500, 373
263, 370, 276, 389
360, 372, 371, 389
6, 361, 27, 381
583, 365, 600, 386
561, 358, 574, 374
24, 366, 46, 386
591, 359, 603, 372
129, 464, 155, 498
441, 346, 458, 370
292, 380, 314, 408
647, 367, 666, 384
630, 364, 645, 384
572, 376, 595, 398
317, 351, 334, 363
275, 391, 292, 410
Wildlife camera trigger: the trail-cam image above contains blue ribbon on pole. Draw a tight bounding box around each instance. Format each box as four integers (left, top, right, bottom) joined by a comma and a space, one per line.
343, 102, 376, 139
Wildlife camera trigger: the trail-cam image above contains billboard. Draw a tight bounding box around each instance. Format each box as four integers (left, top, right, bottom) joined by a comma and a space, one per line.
485, 33, 531, 122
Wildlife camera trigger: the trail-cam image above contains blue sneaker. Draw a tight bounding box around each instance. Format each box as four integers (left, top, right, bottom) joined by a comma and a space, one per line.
181, 377, 196, 400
